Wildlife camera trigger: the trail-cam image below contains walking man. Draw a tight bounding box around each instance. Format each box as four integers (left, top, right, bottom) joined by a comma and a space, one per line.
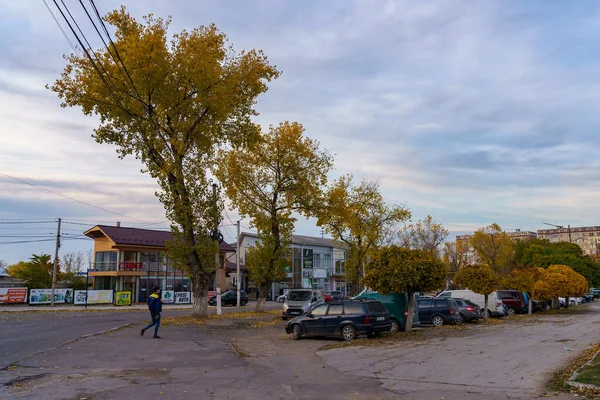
140, 286, 162, 338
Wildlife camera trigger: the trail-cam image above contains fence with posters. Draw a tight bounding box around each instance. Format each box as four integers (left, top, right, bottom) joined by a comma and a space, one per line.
29, 289, 74, 305
174, 291, 191, 304
0, 287, 28, 304
74, 290, 114, 305
114, 291, 132, 306
161, 290, 174, 304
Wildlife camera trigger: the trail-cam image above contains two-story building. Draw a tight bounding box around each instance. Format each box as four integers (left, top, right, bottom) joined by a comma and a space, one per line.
84, 224, 237, 303
238, 232, 347, 298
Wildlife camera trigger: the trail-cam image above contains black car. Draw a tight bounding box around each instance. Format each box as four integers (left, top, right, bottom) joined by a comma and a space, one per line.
416, 298, 462, 326
285, 299, 391, 341
209, 290, 248, 306
454, 298, 482, 322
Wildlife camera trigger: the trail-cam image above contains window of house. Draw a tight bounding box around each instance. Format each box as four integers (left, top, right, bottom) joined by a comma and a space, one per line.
140, 252, 162, 271
95, 251, 117, 271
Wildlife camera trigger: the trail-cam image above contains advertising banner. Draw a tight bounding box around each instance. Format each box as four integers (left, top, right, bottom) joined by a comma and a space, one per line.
174, 291, 191, 304
74, 290, 113, 305
29, 289, 73, 305
161, 290, 174, 304
0, 287, 28, 304
115, 291, 131, 306
302, 249, 313, 269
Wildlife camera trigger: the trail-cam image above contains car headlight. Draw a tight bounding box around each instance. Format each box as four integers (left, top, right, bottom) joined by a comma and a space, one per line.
283, 303, 288, 311
302, 303, 311, 312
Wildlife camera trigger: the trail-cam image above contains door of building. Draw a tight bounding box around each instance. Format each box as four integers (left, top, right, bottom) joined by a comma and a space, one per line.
124, 282, 136, 303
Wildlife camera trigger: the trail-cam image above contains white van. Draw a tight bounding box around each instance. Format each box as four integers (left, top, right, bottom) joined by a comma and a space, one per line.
282, 289, 325, 319
436, 289, 506, 317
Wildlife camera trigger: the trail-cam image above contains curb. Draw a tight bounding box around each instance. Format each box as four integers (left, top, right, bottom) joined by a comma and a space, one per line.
567, 349, 600, 390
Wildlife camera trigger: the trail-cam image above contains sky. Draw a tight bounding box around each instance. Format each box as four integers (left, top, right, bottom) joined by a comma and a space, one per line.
2, 0, 600, 264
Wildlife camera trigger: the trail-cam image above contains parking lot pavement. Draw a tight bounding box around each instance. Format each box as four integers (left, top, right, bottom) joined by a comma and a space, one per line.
0, 312, 391, 400
319, 302, 600, 399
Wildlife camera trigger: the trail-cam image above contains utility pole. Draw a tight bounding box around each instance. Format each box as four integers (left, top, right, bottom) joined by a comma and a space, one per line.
212, 184, 222, 316
236, 220, 241, 308
51, 218, 61, 307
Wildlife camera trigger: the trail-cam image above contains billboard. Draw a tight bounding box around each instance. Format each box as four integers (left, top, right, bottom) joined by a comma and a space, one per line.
74, 290, 113, 305
29, 289, 73, 305
174, 292, 191, 304
161, 290, 174, 304
115, 291, 132, 306
0, 288, 28, 304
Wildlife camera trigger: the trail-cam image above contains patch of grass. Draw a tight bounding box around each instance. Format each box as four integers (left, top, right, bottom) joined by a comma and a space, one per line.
549, 343, 600, 397
574, 353, 600, 386
161, 309, 280, 327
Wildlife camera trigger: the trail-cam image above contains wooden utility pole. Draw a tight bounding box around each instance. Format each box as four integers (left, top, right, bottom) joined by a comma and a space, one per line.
51, 218, 61, 307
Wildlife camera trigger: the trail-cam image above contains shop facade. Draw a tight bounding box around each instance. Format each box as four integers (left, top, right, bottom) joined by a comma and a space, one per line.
84, 224, 236, 303
238, 233, 347, 299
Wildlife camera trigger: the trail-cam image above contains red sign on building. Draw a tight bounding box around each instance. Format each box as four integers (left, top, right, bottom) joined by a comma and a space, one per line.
118, 262, 143, 271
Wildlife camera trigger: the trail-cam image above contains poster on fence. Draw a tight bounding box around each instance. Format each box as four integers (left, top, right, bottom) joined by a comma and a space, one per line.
29, 289, 73, 305
174, 292, 191, 304
161, 290, 174, 304
0, 288, 28, 304
115, 291, 131, 306
74, 290, 113, 305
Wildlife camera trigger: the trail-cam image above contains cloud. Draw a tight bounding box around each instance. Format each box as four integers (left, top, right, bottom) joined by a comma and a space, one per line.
2, 0, 600, 263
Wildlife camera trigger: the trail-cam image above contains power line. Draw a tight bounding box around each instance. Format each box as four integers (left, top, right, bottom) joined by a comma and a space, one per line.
0, 171, 147, 223
42, 0, 77, 53
0, 220, 57, 225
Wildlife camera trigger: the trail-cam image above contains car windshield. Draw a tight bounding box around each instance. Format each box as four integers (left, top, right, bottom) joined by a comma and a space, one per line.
287, 291, 312, 301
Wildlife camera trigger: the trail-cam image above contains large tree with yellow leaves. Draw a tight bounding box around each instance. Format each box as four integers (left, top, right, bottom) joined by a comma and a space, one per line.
49, 7, 279, 316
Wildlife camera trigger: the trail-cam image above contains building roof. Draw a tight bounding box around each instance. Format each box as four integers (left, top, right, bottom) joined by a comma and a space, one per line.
225, 260, 247, 272
240, 232, 345, 249
84, 225, 235, 252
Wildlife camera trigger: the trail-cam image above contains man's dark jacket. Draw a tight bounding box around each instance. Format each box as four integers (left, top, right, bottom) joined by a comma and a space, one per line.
148, 293, 162, 314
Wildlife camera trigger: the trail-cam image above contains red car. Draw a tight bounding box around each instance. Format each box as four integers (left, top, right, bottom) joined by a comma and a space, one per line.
324, 293, 334, 302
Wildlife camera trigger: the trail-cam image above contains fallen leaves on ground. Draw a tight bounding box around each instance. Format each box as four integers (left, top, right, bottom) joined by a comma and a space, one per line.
161, 309, 280, 327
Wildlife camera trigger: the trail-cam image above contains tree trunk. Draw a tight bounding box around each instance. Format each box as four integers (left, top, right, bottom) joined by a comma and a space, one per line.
484, 294, 489, 320
528, 298, 533, 315
191, 273, 209, 317
405, 291, 415, 333
565, 296, 569, 308
254, 282, 270, 312
552, 297, 559, 309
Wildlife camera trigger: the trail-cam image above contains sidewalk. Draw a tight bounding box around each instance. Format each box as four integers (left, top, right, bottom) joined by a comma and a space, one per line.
0, 300, 280, 313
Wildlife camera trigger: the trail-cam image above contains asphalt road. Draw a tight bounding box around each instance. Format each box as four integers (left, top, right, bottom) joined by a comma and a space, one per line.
0, 302, 280, 369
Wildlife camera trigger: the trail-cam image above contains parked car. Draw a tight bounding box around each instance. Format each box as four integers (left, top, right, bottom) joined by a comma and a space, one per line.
437, 289, 506, 317
282, 289, 325, 319
285, 299, 392, 341
324, 293, 334, 302
589, 288, 600, 298
497, 290, 527, 315
327, 291, 346, 301
354, 290, 420, 332
208, 290, 248, 306
416, 298, 462, 326
582, 294, 594, 303
532, 299, 550, 312
453, 298, 482, 322
277, 294, 287, 303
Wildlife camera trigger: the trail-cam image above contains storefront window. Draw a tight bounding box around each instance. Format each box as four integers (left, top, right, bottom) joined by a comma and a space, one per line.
140, 252, 163, 272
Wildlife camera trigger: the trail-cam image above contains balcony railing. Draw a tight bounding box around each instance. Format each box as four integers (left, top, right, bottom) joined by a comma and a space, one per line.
90, 262, 166, 272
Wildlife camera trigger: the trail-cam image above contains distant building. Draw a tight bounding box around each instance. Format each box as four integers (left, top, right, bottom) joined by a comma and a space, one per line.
0, 270, 23, 288
537, 225, 600, 256
455, 229, 537, 266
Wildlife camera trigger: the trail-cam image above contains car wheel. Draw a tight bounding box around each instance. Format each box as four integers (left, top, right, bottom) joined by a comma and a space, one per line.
241, 300, 247, 306
506, 307, 516, 316
460, 313, 467, 323
487, 309, 492, 319
291, 324, 302, 340
341, 325, 356, 341
389, 319, 400, 333
431, 315, 444, 327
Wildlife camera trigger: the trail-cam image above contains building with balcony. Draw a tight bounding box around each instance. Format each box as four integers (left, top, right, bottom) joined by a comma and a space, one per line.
455, 229, 537, 267
537, 225, 600, 256
238, 232, 347, 297
84, 224, 237, 303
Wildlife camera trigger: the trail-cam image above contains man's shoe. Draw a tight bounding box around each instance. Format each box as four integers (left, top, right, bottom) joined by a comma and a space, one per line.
140, 328, 144, 337
153, 336, 161, 339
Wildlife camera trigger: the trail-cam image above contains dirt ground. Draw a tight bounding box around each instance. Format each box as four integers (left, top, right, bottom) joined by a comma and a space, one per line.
2, 304, 598, 399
